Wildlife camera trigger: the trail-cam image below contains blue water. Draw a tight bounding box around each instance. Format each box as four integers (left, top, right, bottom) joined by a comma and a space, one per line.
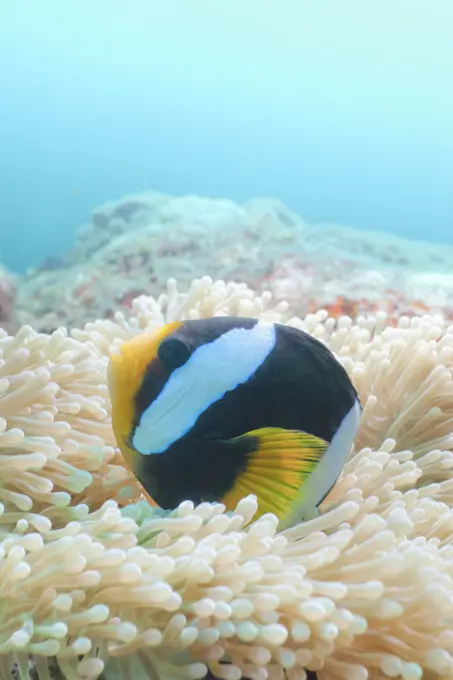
1, 0, 452, 273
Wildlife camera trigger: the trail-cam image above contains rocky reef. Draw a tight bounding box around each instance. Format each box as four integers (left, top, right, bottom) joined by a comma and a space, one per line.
8, 190, 453, 333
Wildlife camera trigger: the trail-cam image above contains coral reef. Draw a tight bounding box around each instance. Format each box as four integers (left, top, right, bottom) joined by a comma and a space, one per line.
1, 277, 453, 680
12, 191, 453, 332
0, 264, 17, 333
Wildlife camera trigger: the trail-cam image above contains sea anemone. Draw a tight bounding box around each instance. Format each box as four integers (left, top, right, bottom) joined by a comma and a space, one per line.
1, 277, 453, 680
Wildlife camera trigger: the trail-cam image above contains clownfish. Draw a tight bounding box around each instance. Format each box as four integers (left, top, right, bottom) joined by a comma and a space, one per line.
108, 317, 361, 528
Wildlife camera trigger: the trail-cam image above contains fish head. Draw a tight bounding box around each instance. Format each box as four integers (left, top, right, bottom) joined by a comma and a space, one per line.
107, 317, 276, 457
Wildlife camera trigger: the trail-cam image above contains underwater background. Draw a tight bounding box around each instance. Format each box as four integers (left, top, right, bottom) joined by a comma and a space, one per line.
1, 0, 452, 330
2, 5, 453, 680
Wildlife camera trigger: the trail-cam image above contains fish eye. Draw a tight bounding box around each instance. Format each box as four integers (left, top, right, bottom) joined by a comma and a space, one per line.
158, 336, 191, 371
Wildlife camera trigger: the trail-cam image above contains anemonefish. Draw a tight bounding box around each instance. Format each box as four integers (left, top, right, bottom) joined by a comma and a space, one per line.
108, 317, 362, 529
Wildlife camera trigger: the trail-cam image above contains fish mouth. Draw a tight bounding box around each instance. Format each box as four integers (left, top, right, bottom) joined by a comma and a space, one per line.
123, 433, 138, 452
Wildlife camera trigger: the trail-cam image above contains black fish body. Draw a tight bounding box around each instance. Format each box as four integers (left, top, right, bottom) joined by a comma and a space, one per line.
108, 317, 361, 528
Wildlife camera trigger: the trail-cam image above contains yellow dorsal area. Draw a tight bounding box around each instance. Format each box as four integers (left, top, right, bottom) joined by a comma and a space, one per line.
107, 321, 182, 496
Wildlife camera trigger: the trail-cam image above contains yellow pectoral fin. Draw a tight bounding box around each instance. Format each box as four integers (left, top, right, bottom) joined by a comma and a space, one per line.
221, 427, 328, 523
